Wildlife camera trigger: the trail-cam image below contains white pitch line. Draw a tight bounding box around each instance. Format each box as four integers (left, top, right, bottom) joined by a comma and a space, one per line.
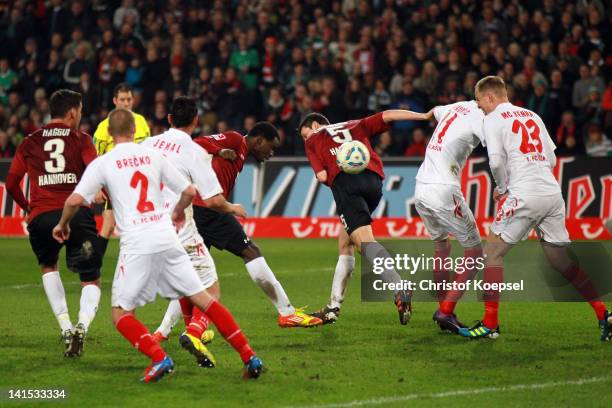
2, 273, 243, 290
2, 281, 82, 290
287, 376, 611, 408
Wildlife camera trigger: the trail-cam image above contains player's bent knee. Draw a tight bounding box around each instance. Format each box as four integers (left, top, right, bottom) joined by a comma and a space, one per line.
78, 269, 101, 283
41, 265, 59, 274
81, 277, 101, 287
242, 243, 262, 262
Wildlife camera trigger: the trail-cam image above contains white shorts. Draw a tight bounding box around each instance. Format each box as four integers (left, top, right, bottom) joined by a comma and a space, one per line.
415, 182, 481, 248
111, 244, 205, 311
181, 229, 218, 289
490, 193, 570, 245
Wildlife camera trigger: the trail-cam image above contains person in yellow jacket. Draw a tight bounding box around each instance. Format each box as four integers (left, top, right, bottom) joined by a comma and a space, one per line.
94, 83, 151, 255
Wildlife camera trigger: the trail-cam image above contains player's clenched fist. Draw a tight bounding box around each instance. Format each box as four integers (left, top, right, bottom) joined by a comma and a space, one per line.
171, 208, 186, 232
231, 203, 247, 219
219, 149, 237, 161
52, 223, 71, 243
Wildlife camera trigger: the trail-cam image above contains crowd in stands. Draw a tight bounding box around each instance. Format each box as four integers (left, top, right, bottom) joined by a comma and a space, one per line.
0, 0, 610, 158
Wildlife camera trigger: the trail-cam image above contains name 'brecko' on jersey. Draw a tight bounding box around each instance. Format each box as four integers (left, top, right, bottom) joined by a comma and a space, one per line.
416, 100, 485, 186
141, 128, 223, 242
483, 102, 560, 197
74, 143, 190, 254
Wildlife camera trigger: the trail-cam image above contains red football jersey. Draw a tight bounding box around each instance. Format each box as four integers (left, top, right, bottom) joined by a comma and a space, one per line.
193, 131, 248, 202
7, 123, 97, 220
305, 112, 389, 186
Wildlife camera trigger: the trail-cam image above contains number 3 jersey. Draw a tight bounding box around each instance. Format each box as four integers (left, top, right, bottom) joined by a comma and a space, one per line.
416, 101, 485, 187
483, 102, 560, 197
74, 143, 190, 254
305, 112, 389, 186
7, 123, 98, 220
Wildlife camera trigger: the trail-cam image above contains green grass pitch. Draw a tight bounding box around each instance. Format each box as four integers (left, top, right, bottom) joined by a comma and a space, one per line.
1, 238, 611, 407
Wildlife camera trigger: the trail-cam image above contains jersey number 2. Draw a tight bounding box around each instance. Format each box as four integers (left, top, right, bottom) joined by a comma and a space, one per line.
512, 119, 542, 154
130, 171, 155, 213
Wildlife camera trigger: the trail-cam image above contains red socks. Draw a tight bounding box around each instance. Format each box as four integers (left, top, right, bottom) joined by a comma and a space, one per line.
116, 314, 166, 362
179, 297, 194, 326
561, 264, 607, 320
433, 243, 452, 303
482, 265, 503, 329
186, 306, 210, 338
440, 247, 483, 314
204, 300, 255, 363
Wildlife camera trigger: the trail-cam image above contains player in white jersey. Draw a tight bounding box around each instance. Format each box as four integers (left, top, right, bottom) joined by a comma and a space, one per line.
52, 109, 264, 382
414, 100, 486, 334
141, 97, 246, 363
459, 76, 611, 341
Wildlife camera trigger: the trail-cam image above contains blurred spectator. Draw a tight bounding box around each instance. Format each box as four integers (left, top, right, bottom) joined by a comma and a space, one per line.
585, 124, 612, 157
368, 79, 391, 112
0, 58, 17, 106
113, 0, 140, 30
556, 111, 585, 156
0, 129, 15, 158
230, 31, 260, 91
0, 0, 608, 158
345, 78, 368, 118
403, 128, 428, 157
373, 131, 393, 157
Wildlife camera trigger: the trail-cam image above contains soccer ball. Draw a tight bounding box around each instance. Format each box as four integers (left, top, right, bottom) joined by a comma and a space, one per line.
336, 140, 370, 174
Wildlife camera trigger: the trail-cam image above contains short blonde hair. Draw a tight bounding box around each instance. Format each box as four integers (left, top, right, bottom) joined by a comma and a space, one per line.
108, 108, 135, 138
475, 75, 507, 97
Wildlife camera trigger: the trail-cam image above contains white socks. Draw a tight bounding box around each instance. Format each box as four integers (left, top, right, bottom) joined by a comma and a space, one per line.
155, 300, 183, 337
329, 255, 355, 309
245, 257, 295, 316
78, 284, 101, 331
42, 271, 73, 332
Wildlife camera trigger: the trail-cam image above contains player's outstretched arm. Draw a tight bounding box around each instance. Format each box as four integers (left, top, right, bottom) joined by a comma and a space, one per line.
381, 109, 433, 123
204, 194, 247, 218
53, 193, 85, 243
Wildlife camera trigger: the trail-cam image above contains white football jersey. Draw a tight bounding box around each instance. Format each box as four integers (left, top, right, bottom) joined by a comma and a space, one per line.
141, 129, 223, 242
74, 142, 190, 254
416, 101, 485, 186
483, 102, 560, 197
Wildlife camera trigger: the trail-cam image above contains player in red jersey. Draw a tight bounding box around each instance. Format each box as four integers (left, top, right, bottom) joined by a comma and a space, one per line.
189, 123, 322, 328
299, 110, 432, 325
6, 89, 102, 357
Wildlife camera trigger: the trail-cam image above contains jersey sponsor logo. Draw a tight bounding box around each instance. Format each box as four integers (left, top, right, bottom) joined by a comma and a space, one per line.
41, 128, 70, 137
38, 172, 78, 186
115, 155, 152, 169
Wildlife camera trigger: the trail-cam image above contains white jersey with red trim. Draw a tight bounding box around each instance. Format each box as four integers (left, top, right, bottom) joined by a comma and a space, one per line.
141, 128, 222, 242
416, 101, 485, 187
483, 102, 560, 197
74, 142, 190, 254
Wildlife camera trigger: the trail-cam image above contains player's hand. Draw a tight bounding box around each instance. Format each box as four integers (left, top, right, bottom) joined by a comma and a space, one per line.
93, 190, 107, 204
52, 224, 71, 243
423, 109, 434, 120
493, 189, 507, 202
316, 170, 327, 184
231, 203, 247, 219
171, 208, 186, 232
219, 149, 237, 161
